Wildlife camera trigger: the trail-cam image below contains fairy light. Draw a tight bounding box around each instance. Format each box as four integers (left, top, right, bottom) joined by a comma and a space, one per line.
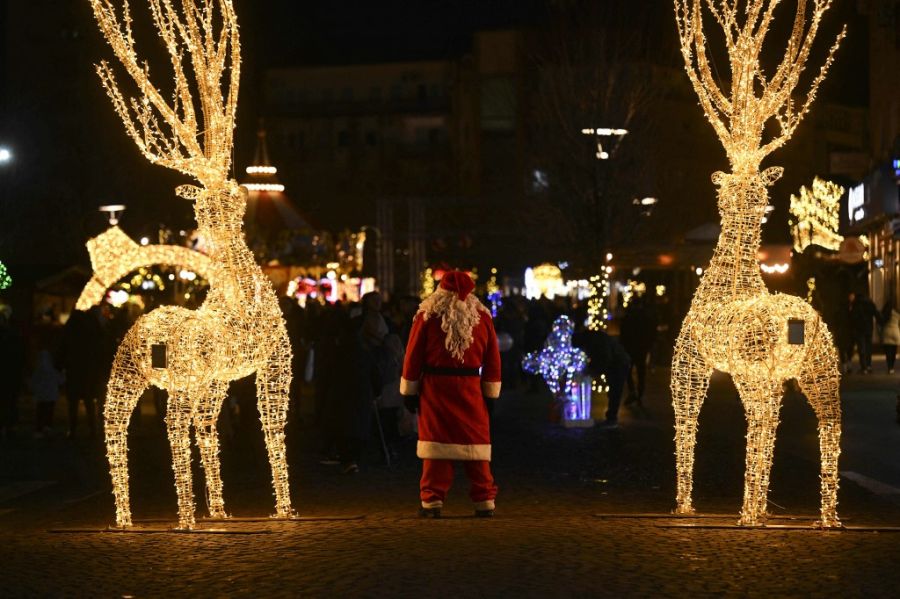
672, 0, 843, 528
75, 226, 212, 311
90, 0, 293, 530
789, 177, 844, 253
421, 267, 435, 300
0, 261, 11, 290
586, 269, 611, 332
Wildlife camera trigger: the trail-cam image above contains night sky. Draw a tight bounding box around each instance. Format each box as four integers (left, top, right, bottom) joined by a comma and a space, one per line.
0, 0, 872, 270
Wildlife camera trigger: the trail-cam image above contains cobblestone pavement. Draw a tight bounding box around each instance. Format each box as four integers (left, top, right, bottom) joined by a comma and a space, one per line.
2, 367, 900, 597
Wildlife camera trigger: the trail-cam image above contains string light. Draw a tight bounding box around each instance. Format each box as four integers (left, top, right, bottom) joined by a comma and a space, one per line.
421, 267, 435, 300
0, 261, 11, 290
586, 269, 611, 332
90, 0, 293, 530
75, 226, 212, 311
672, 0, 843, 528
789, 177, 844, 253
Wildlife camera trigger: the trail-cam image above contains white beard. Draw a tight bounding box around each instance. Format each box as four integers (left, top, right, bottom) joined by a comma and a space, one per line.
417, 288, 489, 362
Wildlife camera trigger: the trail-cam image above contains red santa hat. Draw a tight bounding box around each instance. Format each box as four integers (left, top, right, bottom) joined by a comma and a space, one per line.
440, 270, 475, 301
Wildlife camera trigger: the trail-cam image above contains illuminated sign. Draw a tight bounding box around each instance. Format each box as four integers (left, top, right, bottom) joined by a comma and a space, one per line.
848, 183, 866, 224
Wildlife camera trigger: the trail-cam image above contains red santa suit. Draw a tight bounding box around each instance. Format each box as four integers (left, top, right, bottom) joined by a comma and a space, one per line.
400, 271, 502, 512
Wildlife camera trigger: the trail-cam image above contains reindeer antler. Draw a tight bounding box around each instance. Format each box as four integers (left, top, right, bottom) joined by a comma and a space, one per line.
89, 0, 241, 187
675, 0, 844, 171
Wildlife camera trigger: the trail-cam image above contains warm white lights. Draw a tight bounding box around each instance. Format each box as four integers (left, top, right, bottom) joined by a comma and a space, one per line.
246, 165, 277, 175
75, 226, 212, 311
672, 0, 843, 528
760, 263, 790, 274
581, 128, 629, 136
790, 177, 844, 253
0, 147, 11, 164
244, 182, 286, 193
90, 0, 293, 530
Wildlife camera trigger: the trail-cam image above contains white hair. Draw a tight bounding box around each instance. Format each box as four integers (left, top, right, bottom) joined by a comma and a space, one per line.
417, 288, 489, 361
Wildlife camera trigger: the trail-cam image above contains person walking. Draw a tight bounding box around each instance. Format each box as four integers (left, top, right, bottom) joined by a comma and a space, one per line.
849, 291, 879, 374
619, 296, 657, 406
59, 308, 104, 438
31, 349, 64, 437
573, 323, 631, 429
881, 300, 900, 374
400, 271, 502, 518
0, 307, 25, 440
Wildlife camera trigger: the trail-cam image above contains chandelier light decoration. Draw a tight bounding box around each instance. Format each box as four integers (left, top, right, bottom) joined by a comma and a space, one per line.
672, 0, 844, 527
75, 226, 212, 311
89, 0, 293, 529
789, 177, 844, 253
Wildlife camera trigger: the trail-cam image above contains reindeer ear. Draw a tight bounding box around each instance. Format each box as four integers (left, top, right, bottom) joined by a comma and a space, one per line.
176, 185, 203, 200
761, 166, 784, 186
711, 171, 727, 186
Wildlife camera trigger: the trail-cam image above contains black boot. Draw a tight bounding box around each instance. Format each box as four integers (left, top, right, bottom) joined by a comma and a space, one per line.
419, 507, 441, 518
475, 509, 494, 518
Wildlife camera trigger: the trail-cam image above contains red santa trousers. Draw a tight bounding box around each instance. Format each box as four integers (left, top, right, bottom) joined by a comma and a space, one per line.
420, 459, 498, 509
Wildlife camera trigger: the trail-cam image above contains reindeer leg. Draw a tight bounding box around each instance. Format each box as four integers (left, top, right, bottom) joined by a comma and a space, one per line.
734, 375, 783, 526
104, 336, 149, 529
798, 325, 842, 528
257, 331, 294, 518
671, 327, 712, 514
194, 379, 229, 519
166, 390, 196, 529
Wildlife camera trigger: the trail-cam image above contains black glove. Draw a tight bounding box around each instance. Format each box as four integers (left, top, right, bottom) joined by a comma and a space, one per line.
484, 397, 495, 417
404, 395, 420, 414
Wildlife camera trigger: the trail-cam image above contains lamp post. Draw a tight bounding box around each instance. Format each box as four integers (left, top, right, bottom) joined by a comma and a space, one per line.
580, 127, 628, 261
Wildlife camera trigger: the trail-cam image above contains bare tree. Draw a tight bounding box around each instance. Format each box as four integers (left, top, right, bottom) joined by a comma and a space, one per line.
524, 1, 659, 269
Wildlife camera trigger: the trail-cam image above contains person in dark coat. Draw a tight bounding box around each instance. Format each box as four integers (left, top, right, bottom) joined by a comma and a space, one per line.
619, 296, 658, 406
0, 308, 26, 439
58, 307, 105, 438
573, 324, 631, 429
849, 291, 879, 374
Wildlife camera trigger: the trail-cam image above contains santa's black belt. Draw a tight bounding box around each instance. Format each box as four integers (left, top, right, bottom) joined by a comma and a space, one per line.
423, 365, 481, 377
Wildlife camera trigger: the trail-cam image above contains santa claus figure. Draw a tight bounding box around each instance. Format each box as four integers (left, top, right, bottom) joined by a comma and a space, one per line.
400, 270, 502, 518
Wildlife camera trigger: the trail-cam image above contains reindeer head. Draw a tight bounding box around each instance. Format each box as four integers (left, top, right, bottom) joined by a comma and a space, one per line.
712, 166, 783, 216
177, 183, 247, 231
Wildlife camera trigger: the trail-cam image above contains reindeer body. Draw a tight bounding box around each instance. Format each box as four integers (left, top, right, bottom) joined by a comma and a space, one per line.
671, 0, 844, 527
89, 1, 293, 529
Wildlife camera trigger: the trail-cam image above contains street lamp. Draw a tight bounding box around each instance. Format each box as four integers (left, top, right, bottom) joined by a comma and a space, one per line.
99, 204, 127, 226
0, 147, 12, 165
581, 128, 628, 160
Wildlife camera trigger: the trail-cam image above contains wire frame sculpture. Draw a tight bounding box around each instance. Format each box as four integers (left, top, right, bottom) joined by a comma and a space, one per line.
75, 226, 213, 311
671, 0, 844, 527
89, 0, 293, 529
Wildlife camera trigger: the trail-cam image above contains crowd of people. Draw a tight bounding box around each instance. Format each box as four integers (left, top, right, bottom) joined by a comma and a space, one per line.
1, 282, 898, 454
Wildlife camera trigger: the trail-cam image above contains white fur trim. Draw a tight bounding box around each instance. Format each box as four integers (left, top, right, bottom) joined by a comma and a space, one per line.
482, 381, 501, 398
474, 500, 495, 511
421, 500, 443, 509
417, 288, 490, 361
417, 440, 491, 461
400, 377, 420, 395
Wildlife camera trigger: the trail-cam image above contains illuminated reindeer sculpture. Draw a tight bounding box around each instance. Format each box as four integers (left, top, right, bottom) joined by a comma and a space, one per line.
671, 0, 844, 527
90, 0, 293, 529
